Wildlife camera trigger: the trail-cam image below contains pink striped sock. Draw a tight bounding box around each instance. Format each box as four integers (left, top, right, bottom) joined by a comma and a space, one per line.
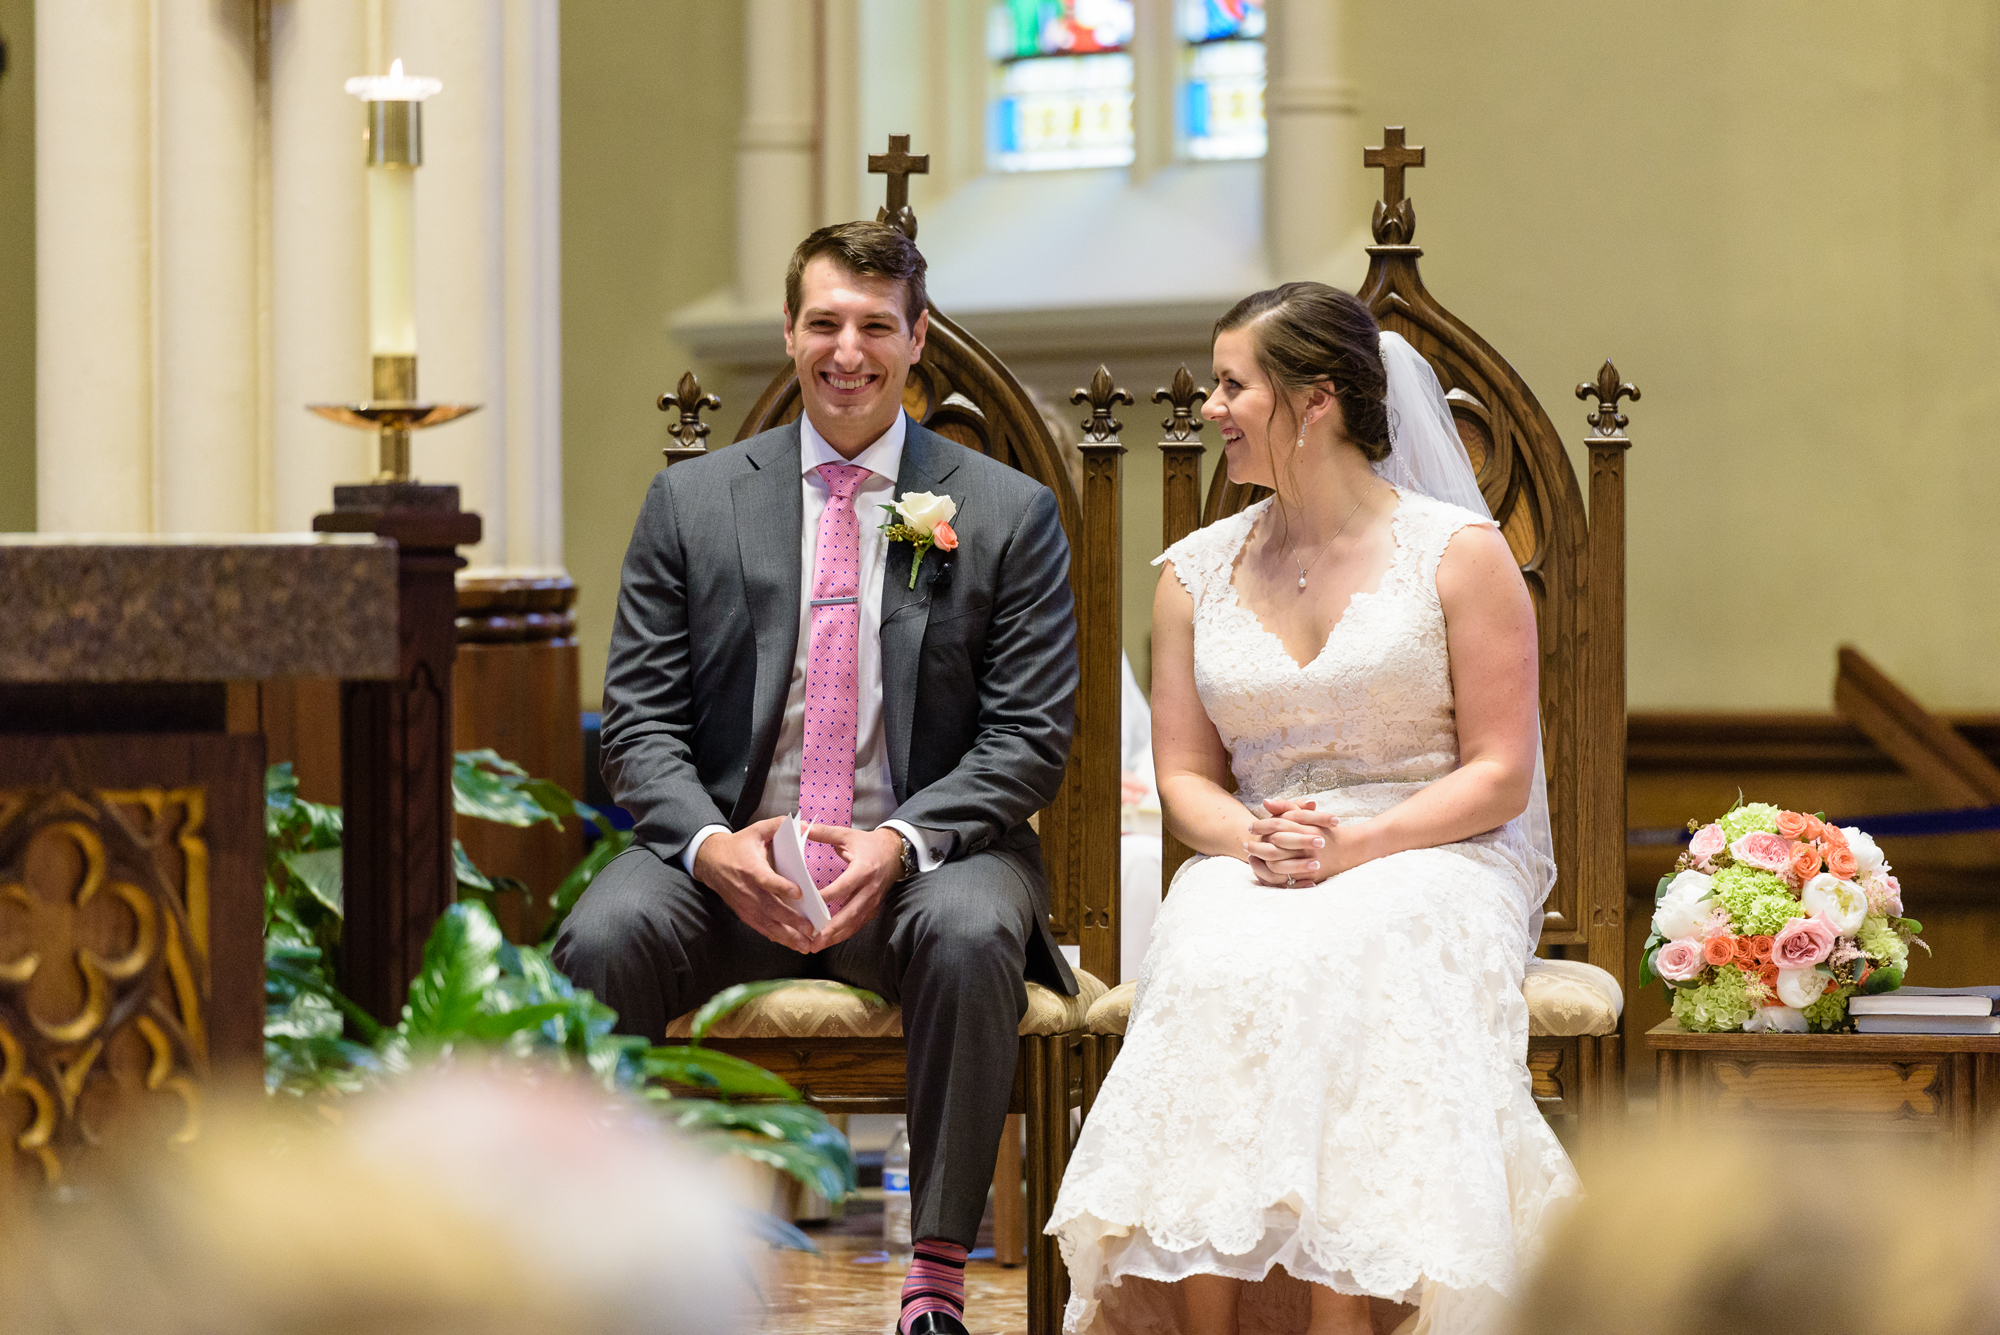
899, 1237, 968, 1332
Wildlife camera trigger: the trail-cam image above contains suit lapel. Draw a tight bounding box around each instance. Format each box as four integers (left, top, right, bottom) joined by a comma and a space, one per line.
881, 423, 962, 798
731, 423, 805, 823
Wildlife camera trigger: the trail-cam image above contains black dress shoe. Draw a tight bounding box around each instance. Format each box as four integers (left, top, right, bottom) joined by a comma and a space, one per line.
903, 1311, 970, 1335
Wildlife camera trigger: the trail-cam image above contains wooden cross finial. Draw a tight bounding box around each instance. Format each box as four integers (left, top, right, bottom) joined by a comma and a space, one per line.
869, 133, 930, 240
1071, 366, 1135, 444
1576, 360, 1641, 438
1364, 127, 1425, 246
657, 369, 721, 459
1152, 365, 1208, 442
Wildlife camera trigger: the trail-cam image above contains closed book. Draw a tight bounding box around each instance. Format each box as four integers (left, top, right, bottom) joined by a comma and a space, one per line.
1849, 985, 2000, 1018
1854, 1015, 2000, 1036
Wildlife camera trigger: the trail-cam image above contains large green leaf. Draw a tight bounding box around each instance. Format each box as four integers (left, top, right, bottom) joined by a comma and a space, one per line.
452, 840, 494, 893
281, 847, 344, 917
687, 979, 882, 1044
265, 957, 383, 1044
401, 902, 505, 1042
663, 1100, 855, 1194
690, 1130, 850, 1201
460, 1001, 574, 1042
641, 1045, 800, 1099
453, 750, 569, 828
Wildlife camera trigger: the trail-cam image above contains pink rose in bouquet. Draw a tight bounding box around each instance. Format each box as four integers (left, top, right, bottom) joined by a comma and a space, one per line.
1730, 831, 1795, 874
1687, 823, 1726, 861
1868, 874, 1904, 916
1771, 914, 1838, 970
1655, 939, 1706, 982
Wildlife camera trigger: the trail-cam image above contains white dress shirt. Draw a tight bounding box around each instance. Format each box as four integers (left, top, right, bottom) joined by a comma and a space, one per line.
682, 409, 953, 879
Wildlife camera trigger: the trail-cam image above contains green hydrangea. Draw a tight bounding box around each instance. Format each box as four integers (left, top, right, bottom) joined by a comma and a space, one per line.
1710, 863, 1798, 936
1671, 965, 1758, 1032
1804, 982, 1855, 1032
1718, 802, 1783, 843
1857, 915, 1909, 974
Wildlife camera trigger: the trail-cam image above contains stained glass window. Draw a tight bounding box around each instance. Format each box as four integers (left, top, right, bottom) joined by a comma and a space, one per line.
1179, 0, 1265, 161
988, 1, 1137, 173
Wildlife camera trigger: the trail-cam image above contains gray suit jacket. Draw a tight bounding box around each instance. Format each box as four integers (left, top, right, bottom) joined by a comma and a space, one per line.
600, 417, 1080, 995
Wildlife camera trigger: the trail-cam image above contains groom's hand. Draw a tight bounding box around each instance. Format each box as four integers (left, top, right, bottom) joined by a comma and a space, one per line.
803, 824, 903, 950
692, 818, 817, 952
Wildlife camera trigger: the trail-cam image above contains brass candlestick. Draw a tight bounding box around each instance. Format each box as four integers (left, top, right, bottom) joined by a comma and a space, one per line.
309, 62, 477, 484
309, 354, 478, 483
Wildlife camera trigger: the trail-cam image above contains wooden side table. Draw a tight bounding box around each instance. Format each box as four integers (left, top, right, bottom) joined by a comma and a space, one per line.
1648, 1019, 2000, 1161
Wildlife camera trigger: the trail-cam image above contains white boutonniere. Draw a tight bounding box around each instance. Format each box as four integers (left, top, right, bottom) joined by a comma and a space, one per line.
878, 492, 960, 589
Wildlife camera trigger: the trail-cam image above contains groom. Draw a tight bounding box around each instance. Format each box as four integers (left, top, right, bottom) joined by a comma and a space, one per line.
556, 221, 1079, 1335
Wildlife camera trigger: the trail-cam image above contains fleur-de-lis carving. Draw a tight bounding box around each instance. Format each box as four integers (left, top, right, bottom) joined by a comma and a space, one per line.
1071, 366, 1134, 444
657, 370, 722, 455
1153, 365, 1208, 441
1576, 360, 1641, 437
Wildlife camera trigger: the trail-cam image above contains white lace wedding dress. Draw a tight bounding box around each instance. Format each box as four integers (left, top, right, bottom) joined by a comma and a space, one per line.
1049, 490, 1580, 1335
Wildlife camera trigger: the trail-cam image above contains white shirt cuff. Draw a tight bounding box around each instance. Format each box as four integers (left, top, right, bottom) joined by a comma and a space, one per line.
882, 819, 953, 874
682, 824, 731, 878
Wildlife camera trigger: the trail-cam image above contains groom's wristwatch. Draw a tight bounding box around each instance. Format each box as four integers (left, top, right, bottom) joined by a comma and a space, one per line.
892, 830, 920, 882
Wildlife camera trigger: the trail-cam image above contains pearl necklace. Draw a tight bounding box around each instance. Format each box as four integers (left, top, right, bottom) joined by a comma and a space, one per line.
1290, 487, 1374, 591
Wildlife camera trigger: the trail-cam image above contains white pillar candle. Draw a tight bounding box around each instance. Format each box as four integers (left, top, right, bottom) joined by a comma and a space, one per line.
368, 166, 417, 356
345, 60, 441, 367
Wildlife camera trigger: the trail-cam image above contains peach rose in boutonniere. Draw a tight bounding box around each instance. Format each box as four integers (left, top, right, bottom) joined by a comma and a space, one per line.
879, 492, 961, 588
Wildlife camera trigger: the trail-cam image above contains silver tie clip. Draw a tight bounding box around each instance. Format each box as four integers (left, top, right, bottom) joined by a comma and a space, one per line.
809, 596, 858, 607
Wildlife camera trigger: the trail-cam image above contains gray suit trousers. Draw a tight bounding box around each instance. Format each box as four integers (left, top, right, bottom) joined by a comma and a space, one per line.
553, 844, 1037, 1248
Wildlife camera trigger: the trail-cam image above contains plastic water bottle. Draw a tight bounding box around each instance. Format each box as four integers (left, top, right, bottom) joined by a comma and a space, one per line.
883, 1119, 913, 1266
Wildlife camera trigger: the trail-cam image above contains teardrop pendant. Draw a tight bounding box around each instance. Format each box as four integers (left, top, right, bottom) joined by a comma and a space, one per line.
1297, 572, 1308, 590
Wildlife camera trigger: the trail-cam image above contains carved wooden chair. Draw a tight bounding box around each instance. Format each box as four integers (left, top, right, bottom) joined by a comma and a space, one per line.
652, 142, 1123, 1335
1081, 128, 1634, 1146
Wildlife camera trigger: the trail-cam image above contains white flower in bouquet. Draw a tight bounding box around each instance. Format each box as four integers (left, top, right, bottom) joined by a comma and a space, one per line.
1839, 826, 1887, 879
1744, 1005, 1808, 1033
1775, 966, 1834, 1009
893, 491, 957, 536
1652, 870, 1715, 941
1799, 872, 1868, 936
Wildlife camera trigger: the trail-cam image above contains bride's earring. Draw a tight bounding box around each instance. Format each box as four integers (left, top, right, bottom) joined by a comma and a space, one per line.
1296, 425, 1306, 450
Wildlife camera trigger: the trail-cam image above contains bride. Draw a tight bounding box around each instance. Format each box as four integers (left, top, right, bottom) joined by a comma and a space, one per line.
1048, 284, 1580, 1335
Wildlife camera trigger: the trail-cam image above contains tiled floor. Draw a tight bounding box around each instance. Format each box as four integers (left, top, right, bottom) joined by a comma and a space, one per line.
759, 1193, 1027, 1335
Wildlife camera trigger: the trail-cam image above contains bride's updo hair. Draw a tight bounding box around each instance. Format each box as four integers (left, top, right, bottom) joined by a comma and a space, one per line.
1213, 283, 1393, 462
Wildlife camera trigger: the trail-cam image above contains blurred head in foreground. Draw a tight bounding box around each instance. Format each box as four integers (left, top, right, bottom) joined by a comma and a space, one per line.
1509, 1129, 2000, 1335
0, 1068, 759, 1335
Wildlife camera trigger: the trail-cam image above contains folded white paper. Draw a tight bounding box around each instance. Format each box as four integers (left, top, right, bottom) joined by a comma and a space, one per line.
770, 813, 832, 929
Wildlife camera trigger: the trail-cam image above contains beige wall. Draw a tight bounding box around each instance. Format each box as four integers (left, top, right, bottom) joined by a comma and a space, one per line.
0, 0, 31, 533
1349, 1, 2000, 710
561, 3, 743, 708
8, 3, 1988, 711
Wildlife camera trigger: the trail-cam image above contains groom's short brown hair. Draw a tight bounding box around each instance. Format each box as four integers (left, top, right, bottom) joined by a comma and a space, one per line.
784, 221, 929, 332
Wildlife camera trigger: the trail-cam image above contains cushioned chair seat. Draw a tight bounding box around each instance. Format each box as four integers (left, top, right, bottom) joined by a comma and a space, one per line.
665, 970, 1110, 1041
1083, 959, 1622, 1040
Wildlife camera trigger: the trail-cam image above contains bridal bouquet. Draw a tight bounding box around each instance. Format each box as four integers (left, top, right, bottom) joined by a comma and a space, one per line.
1642, 801, 1927, 1033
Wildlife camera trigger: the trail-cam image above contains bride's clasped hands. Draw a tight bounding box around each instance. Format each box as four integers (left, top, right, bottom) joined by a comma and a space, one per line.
1244, 799, 1349, 886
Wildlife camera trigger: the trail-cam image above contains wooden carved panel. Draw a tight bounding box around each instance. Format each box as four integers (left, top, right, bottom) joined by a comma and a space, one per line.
0, 789, 205, 1181
1528, 1038, 1571, 1109
0, 735, 263, 1185
1707, 1059, 1943, 1123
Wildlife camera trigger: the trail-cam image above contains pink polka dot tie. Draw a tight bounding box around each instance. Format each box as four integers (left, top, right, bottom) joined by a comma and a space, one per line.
800, 463, 870, 890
